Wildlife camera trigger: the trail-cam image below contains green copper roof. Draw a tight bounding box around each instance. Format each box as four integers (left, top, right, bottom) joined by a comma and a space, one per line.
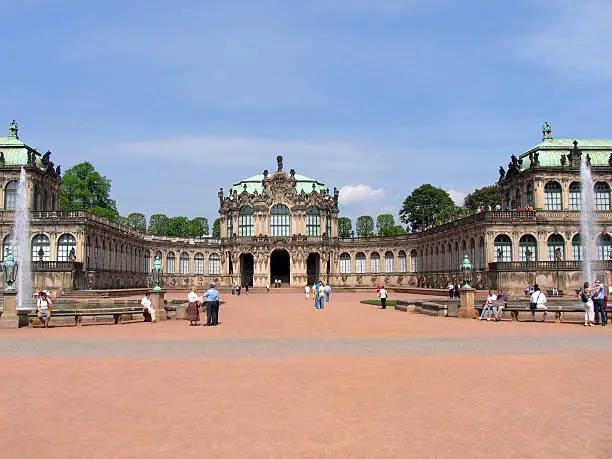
0, 121, 44, 168
230, 173, 327, 195
520, 138, 612, 170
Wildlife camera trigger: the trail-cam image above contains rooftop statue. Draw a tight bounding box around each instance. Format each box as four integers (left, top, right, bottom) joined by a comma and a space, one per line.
8, 120, 18, 139
542, 121, 552, 140
498, 166, 505, 181
277, 155, 283, 172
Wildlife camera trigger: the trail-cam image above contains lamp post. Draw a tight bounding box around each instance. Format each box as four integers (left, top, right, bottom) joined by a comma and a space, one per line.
151, 255, 163, 291
459, 255, 473, 289
2, 254, 18, 291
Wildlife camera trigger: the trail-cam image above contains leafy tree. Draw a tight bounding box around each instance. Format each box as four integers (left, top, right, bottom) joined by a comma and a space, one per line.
356, 215, 375, 237
212, 218, 221, 238
60, 161, 118, 219
376, 214, 397, 236
400, 184, 456, 232
148, 214, 170, 236
125, 212, 147, 233
338, 217, 352, 238
393, 225, 407, 235
168, 216, 190, 237
188, 217, 209, 237
464, 185, 502, 212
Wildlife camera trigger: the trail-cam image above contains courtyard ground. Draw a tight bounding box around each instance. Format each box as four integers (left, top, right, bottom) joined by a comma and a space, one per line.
1, 291, 611, 458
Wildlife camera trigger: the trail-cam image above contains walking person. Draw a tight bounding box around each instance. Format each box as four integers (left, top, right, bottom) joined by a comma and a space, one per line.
378, 285, 388, 309
305, 284, 311, 299
324, 283, 331, 303
141, 292, 157, 323
578, 282, 595, 327
36, 290, 53, 328
186, 286, 200, 326
245, 284, 249, 295
447, 282, 454, 299
529, 284, 548, 322
454, 283, 461, 299
203, 283, 220, 326
317, 281, 326, 309
525, 282, 532, 296
592, 280, 607, 326
231, 283, 236, 296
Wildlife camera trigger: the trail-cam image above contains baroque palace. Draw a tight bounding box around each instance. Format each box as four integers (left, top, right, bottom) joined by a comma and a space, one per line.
1, 121, 611, 295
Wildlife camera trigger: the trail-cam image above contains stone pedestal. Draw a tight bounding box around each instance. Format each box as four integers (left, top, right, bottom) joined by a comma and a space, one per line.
150, 290, 167, 321
0, 291, 19, 328
457, 287, 476, 319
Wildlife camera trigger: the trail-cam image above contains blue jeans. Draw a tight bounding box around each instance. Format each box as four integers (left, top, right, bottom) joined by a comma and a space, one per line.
325, 292, 330, 302
593, 298, 607, 325
480, 305, 493, 319
315, 296, 325, 309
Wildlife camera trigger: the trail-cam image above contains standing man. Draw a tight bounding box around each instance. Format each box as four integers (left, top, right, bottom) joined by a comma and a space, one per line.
318, 281, 326, 309
447, 282, 454, 299
378, 285, 388, 309
592, 280, 607, 326
324, 283, 331, 303
203, 283, 220, 326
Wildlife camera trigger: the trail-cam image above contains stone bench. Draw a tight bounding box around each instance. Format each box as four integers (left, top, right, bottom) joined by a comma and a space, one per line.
473, 305, 609, 322
19, 307, 146, 327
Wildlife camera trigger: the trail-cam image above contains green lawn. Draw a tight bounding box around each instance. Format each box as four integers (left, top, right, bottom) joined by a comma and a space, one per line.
360, 299, 398, 306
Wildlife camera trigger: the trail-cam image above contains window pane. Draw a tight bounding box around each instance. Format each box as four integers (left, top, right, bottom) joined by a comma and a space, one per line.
339, 253, 351, 274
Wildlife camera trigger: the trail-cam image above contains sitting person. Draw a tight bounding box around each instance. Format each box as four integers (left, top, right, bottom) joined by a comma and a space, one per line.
36, 290, 53, 328
141, 292, 157, 323
479, 290, 497, 321
530, 284, 548, 322
494, 289, 509, 321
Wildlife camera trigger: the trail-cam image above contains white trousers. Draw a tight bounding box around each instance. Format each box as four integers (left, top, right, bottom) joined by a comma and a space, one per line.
584, 300, 594, 323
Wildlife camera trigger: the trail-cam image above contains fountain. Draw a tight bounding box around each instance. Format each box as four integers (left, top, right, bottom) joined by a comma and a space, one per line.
11, 167, 32, 309
580, 158, 597, 285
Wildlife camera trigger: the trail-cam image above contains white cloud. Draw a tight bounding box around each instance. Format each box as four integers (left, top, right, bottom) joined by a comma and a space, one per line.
510, 0, 612, 79
447, 190, 466, 206
339, 184, 386, 205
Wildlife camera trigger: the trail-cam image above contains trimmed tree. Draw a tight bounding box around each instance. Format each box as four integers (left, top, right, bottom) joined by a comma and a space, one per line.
356, 215, 375, 237
125, 212, 147, 234
148, 214, 170, 236
338, 217, 352, 238
212, 218, 221, 238
400, 184, 456, 232
376, 214, 396, 236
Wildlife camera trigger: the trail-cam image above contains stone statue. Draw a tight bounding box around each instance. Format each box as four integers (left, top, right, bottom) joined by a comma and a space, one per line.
69, 247, 76, 261
290, 168, 295, 179
276, 155, 283, 172
8, 120, 18, 138
55, 165, 61, 176
498, 166, 505, 181
42, 151, 51, 165
38, 247, 44, 262
263, 169, 268, 179
528, 151, 533, 163
533, 152, 539, 165
560, 154, 567, 166
0, 151, 4, 166
608, 153, 612, 167
542, 121, 552, 140
585, 153, 592, 167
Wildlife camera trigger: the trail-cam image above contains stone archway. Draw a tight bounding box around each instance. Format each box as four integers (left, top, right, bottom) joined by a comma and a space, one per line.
240, 253, 254, 287
270, 249, 290, 286
306, 252, 320, 285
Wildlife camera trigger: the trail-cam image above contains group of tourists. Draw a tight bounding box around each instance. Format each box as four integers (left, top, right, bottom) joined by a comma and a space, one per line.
446, 283, 462, 299
478, 288, 510, 321
230, 283, 248, 296
306, 281, 331, 309
578, 280, 608, 327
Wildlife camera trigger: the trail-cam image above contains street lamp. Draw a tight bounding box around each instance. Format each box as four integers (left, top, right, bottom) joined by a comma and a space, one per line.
2, 254, 18, 291
151, 255, 163, 291
459, 255, 473, 289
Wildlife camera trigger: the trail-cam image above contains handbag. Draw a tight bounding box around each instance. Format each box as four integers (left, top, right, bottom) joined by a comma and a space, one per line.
530, 292, 541, 309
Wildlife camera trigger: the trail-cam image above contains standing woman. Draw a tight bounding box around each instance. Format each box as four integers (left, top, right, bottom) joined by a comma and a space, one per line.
186, 287, 200, 326
578, 282, 595, 327
36, 290, 52, 328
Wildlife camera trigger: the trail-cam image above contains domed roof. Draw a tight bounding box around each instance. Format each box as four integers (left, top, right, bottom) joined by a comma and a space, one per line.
0, 121, 47, 169
520, 138, 612, 170
230, 173, 327, 195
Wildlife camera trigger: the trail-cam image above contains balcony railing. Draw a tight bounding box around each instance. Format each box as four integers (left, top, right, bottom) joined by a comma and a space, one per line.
488, 260, 612, 272
32, 261, 84, 272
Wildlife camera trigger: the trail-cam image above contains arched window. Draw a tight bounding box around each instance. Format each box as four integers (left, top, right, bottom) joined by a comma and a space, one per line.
32, 184, 38, 211
410, 249, 418, 272
32, 234, 50, 261
547, 234, 565, 261
441, 246, 446, 270
429, 247, 434, 271
515, 188, 522, 209
398, 250, 407, 272
326, 213, 331, 237
194, 252, 204, 274
385, 251, 394, 273
433, 247, 438, 271
238, 206, 254, 237
209, 253, 221, 275
470, 238, 476, 267
519, 234, 537, 261
596, 234, 612, 260
569, 182, 581, 211
370, 251, 381, 273
447, 243, 452, 269
306, 206, 320, 237
526, 184, 534, 207
179, 252, 189, 274
355, 252, 366, 274
144, 250, 151, 273
101, 240, 106, 269
57, 234, 76, 262
166, 251, 175, 274
494, 234, 512, 262
572, 234, 582, 261
594, 182, 611, 211
544, 181, 562, 210
3, 234, 11, 260
454, 242, 460, 268
4, 180, 17, 210
43, 190, 48, 211
270, 204, 290, 237
227, 211, 234, 237
479, 237, 485, 269
339, 253, 351, 274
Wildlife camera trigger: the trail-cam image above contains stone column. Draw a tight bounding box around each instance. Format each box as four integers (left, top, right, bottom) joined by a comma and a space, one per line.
457, 287, 476, 319
150, 290, 167, 321
535, 181, 545, 210
0, 291, 19, 328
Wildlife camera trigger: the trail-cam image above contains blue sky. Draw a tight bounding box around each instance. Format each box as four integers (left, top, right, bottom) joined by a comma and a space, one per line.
2, 0, 611, 227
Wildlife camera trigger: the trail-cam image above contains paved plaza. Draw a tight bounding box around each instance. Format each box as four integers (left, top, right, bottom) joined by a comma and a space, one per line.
2, 291, 611, 458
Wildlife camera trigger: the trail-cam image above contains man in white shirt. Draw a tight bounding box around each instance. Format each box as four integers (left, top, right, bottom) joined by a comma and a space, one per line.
529, 284, 547, 322
141, 292, 157, 322
479, 291, 497, 321
378, 286, 388, 309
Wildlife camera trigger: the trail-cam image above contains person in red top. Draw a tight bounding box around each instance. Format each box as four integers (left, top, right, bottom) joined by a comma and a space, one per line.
376, 285, 381, 294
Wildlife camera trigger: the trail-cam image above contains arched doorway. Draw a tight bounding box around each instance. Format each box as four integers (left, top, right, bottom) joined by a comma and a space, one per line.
270, 249, 290, 285
240, 253, 254, 287
306, 253, 320, 285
